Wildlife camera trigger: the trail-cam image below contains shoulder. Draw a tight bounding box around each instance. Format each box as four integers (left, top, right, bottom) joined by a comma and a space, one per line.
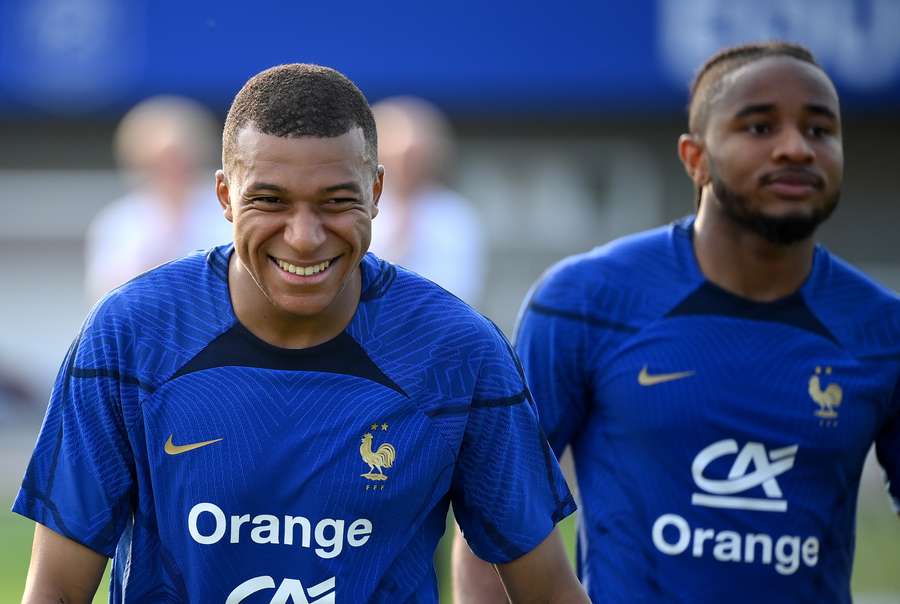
806, 249, 900, 354
98, 247, 223, 308
361, 253, 503, 349
83, 247, 232, 363
528, 219, 698, 317
816, 250, 900, 306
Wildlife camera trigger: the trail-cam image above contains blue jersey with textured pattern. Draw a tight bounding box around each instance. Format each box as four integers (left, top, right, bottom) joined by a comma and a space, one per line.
517, 217, 900, 604
14, 246, 575, 603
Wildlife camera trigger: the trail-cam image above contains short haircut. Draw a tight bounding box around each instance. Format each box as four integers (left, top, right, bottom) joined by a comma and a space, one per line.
222, 63, 377, 173
688, 41, 821, 134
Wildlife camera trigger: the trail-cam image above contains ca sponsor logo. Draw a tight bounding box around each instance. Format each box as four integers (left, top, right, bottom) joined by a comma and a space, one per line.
651, 438, 818, 575
691, 439, 798, 512
226, 575, 335, 604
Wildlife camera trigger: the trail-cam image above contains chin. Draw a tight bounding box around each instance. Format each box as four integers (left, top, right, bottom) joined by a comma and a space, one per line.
714, 178, 839, 245
272, 293, 336, 318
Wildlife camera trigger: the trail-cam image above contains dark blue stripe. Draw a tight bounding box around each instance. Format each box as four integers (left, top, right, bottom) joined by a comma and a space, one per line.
70, 367, 155, 393
471, 390, 527, 408
857, 351, 900, 362
425, 403, 470, 418
529, 302, 640, 334
426, 390, 529, 417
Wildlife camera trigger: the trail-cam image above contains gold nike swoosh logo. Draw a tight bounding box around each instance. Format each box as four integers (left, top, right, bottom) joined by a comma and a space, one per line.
164, 434, 223, 456
638, 366, 695, 386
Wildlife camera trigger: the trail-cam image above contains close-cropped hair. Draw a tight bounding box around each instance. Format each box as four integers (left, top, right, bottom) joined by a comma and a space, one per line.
688, 41, 820, 134
222, 63, 377, 172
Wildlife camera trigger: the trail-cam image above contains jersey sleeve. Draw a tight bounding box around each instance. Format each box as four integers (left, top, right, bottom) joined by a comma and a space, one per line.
514, 276, 591, 458
450, 323, 576, 564
12, 300, 138, 557
876, 376, 900, 513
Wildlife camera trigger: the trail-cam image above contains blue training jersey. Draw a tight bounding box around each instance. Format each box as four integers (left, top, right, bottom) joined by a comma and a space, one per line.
14, 246, 575, 603
517, 217, 900, 604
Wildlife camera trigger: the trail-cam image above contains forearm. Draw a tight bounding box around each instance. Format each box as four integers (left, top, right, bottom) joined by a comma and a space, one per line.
496, 529, 589, 604
453, 530, 509, 603
22, 574, 97, 604
454, 527, 589, 604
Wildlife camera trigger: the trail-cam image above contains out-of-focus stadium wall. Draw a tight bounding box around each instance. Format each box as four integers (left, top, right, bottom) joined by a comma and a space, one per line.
1, 116, 898, 395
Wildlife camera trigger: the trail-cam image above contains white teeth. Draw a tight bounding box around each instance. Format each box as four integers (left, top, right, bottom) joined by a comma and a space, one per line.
276, 258, 331, 276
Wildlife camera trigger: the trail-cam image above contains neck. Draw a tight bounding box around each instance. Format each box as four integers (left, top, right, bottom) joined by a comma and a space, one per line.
693, 202, 816, 302
228, 253, 361, 349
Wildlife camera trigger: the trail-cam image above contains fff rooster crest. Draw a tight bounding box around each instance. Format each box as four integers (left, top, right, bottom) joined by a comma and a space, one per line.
360, 423, 396, 483
809, 366, 842, 425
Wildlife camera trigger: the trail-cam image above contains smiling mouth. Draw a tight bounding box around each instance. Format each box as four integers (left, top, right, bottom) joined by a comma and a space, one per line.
271, 256, 336, 276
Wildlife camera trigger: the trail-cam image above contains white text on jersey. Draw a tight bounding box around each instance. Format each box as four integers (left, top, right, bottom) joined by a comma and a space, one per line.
188, 502, 372, 559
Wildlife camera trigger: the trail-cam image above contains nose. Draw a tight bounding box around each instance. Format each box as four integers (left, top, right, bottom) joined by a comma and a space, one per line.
772, 126, 814, 164
283, 204, 326, 253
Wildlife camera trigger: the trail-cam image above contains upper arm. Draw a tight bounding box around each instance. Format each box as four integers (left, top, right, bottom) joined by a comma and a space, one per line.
13, 309, 138, 558
452, 529, 507, 604
515, 288, 590, 457
450, 323, 576, 565
21, 523, 108, 604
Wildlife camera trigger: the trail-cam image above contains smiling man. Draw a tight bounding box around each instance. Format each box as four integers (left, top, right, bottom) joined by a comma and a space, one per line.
14, 64, 587, 603
454, 42, 900, 603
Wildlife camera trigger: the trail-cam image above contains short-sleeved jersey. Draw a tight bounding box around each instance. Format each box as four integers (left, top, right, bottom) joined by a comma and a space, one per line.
14, 246, 575, 603
517, 217, 900, 604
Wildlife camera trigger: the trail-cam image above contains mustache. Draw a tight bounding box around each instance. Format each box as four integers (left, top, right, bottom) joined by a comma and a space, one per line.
759, 167, 825, 189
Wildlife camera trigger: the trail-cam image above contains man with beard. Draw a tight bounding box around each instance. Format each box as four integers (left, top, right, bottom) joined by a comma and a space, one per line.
454, 42, 900, 603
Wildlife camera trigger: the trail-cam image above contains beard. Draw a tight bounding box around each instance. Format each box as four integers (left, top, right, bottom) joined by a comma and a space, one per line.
709, 170, 840, 246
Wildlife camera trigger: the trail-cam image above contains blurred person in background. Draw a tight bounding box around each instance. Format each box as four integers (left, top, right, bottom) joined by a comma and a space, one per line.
454, 41, 900, 603
370, 96, 486, 306
0, 365, 38, 422
84, 95, 232, 302
14, 63, 588, 603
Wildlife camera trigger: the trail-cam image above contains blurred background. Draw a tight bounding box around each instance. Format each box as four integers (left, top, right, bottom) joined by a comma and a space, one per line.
0, 0, 898, 601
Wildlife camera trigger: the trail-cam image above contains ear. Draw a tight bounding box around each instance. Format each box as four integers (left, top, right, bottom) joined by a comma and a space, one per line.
678, 134, 709, 189
370, 164, 385, 219
215, 170, 234, 223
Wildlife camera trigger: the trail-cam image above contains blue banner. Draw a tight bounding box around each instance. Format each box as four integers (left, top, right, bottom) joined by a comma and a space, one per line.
1, 0, 898, 116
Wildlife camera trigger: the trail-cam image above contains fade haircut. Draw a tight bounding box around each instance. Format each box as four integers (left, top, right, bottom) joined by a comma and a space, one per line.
222, 63, 377, 173
688, 41, 820, 134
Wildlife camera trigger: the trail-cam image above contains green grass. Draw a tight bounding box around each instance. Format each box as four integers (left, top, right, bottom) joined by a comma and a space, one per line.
1, 498, 895, 602
852, 497, 900, 595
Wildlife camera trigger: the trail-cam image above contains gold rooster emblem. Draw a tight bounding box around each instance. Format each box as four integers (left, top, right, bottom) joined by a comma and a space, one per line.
809, 366, 842, 419
360, 429, 396, 482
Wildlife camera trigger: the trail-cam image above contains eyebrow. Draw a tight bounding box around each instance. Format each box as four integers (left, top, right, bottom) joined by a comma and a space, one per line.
243, 182, 285, 194
733, 103, 775, 120
733, 103, 838, 121
243, 181, 363, 195
322, 182, 363, 194
805, 104, 838, 120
